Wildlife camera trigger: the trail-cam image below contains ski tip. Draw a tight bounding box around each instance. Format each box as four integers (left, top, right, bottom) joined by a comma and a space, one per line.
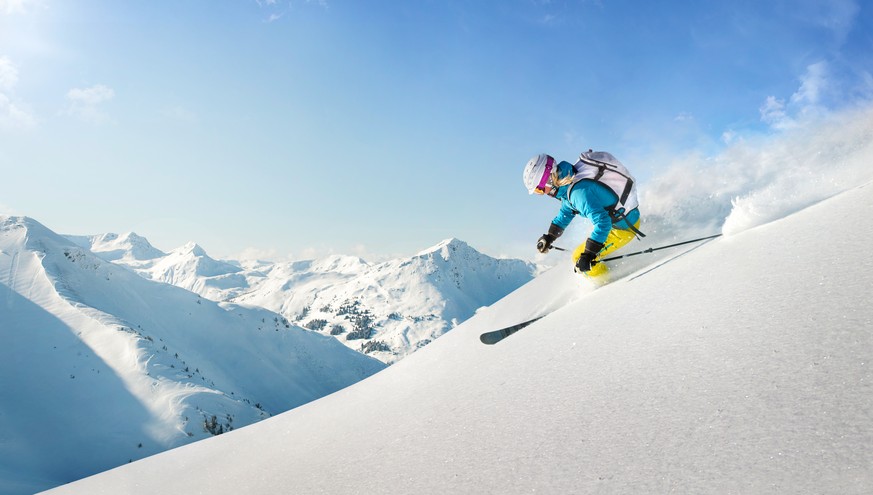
478, 315, 546, 345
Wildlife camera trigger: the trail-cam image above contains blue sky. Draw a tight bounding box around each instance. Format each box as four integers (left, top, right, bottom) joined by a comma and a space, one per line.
1, 0, 871, 261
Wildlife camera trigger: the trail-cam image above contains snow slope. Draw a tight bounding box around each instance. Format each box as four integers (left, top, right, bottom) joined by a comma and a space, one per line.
40, 178, 873, 493
0, 218, 385, 495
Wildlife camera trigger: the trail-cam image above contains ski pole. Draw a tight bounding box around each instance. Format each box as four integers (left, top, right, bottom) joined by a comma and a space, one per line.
599, 233, 722, 262
549, 233, 722, 261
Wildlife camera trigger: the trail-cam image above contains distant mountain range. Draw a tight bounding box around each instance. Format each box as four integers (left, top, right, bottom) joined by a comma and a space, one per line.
70, 232, 538, 363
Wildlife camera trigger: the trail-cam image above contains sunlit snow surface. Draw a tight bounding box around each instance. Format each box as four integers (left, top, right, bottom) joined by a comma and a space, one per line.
40, 107, 873, 494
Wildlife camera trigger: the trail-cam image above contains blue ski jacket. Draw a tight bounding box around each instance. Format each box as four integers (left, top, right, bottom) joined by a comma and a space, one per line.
550, 161, 641, 244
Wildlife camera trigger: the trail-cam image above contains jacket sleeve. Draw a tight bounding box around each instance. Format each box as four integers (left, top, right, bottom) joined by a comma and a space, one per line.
551, 199, 578, 230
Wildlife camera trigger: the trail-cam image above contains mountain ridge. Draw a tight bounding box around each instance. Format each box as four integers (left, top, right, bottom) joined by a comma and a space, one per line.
74, 232, 537, 363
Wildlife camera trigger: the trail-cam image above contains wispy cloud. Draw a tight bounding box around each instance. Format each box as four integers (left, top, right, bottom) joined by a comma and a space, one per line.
812, 0, 859, 43
234, 246, 283, 262
0, 56, 19, 92
528, 0, 601, 26
0, 202, 20, 215
761, 61, 831, 130
760, 96, 791, 130
0, 56, 36, 130
63, 84, 115, 124
0, 0, 36, 15
255, 0, 329, 23
859, 71, 873, 99
790, 61, 828, 106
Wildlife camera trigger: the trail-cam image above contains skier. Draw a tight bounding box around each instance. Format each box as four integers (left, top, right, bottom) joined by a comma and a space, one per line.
522, 150, 644, 279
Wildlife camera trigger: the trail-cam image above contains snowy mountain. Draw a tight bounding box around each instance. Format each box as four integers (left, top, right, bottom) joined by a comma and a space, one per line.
0, 217, 385, 495
81, 235, 537, 363
145, 242, 245, 298
66, 232, 166, 263
261, 237, 537, 362
39, 179, 873, 495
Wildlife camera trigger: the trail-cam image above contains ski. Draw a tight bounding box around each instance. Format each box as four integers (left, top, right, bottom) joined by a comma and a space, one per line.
479, 315, 545, 345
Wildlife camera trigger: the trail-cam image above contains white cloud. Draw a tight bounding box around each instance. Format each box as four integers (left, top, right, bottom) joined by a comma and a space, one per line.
859, 71, 873, 99
791, 61, 828, 106
64, 84, 115, 123
256, 0, 328, 23
0, 0, 34, 14
0, 57, 19, 91
761, 61, 832, 130
0, 202, 20, 215
813, 0, 859, 43
759, 96, 793, 130
234, 246, 283, 262
0, 93, 36, 129
67, 84, 114, 105
0, 57, 36, 130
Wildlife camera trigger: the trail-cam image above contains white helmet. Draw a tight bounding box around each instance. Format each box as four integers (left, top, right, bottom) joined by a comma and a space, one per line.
522, 153, 556, 194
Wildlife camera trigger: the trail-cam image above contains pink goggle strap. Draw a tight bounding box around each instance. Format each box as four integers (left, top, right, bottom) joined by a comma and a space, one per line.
535, 156, 555, 192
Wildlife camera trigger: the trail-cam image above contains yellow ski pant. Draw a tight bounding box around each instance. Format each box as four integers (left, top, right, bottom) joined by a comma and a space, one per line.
572, 220, 641, 278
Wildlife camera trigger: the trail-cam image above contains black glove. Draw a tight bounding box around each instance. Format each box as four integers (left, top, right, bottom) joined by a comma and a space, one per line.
574, 238, 605, 273
536, 223, 564, 253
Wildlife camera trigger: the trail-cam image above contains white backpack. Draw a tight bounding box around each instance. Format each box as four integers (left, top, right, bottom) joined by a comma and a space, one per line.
569, 150, 640, 213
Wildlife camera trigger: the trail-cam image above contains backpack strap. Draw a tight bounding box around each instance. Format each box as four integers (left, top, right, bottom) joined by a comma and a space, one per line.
609, 207, 646, 239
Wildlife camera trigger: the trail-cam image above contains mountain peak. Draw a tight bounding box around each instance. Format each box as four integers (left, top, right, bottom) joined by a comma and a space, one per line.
176, 241, 208, 257
87, 232, 166, 261
3, 215, 79, 251
310, 254, 370, 274
158, 241, 241, 279
2, 215, 50, 234
415, 238, 473, 259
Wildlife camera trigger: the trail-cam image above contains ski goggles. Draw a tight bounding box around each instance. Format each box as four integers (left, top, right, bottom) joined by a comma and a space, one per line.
533, 156, 556, 195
